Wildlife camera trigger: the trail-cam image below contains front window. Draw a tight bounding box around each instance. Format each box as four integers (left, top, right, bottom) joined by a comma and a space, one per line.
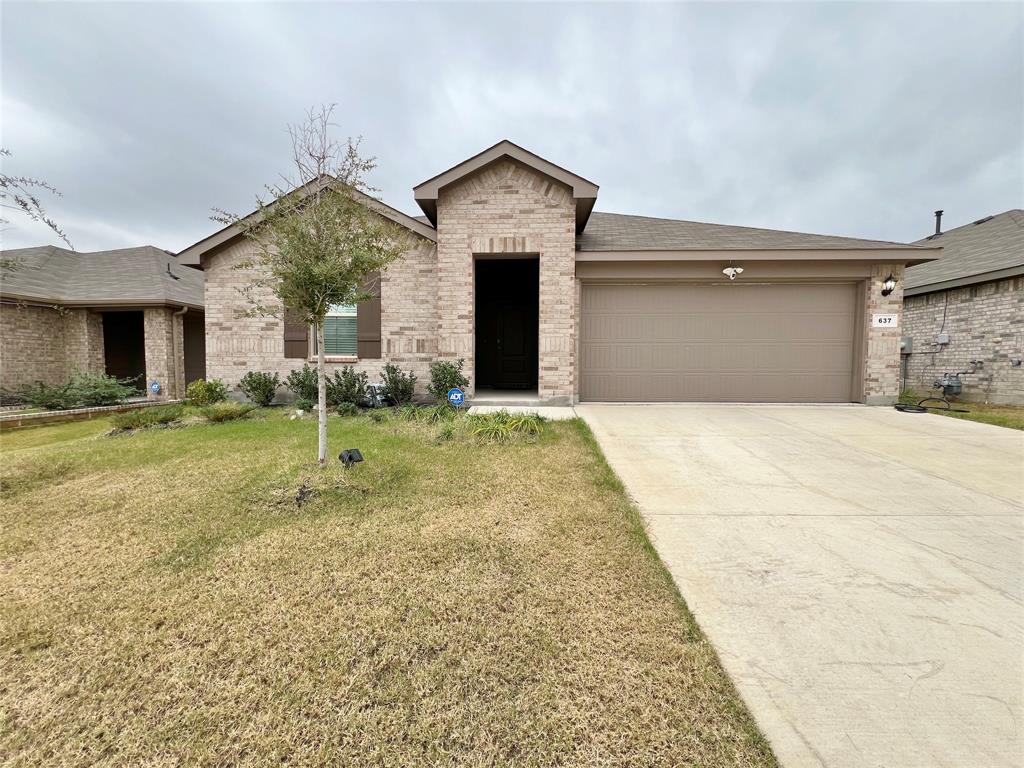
320, 304, 357, 357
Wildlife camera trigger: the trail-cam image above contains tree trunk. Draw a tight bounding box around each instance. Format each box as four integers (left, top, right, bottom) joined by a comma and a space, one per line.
316, 321, 328, 467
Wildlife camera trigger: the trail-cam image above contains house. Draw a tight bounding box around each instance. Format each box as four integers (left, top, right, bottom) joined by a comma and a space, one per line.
179, 140, 937, 405
901, 209, 1024, 405
0, 245, 205, 400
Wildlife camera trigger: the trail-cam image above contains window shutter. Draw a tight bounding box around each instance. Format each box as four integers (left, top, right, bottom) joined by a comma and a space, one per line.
357, 272, 382, 359
283, 308, 309, 359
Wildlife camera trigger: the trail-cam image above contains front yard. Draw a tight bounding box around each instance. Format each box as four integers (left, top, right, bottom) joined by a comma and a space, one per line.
0, 410, 774, 766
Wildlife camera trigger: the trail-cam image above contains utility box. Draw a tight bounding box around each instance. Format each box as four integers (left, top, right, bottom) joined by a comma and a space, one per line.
900, 336, 913, 355
936, 331, 950, 345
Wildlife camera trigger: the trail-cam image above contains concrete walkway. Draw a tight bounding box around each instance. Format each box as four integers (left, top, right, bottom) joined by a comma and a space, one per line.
578, 404, 1023, 768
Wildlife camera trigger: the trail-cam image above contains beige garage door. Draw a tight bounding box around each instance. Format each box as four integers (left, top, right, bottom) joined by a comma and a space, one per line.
580, 283, 858, 402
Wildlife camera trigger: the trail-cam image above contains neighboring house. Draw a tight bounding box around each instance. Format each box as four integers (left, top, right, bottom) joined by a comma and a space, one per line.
0, 245, 205, 400
179, 140, 937, 405
902, 210, 1024, 405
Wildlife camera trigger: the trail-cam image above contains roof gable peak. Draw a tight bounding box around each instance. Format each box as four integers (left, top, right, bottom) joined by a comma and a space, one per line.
413, 140, 599, 234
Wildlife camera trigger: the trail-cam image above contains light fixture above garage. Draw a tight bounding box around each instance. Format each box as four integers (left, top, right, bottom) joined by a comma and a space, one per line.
881, 274, 898, 296
722, 266, 744, 281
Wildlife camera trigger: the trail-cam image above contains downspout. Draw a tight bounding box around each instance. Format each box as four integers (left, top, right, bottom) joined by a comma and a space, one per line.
172, 306, 188, 399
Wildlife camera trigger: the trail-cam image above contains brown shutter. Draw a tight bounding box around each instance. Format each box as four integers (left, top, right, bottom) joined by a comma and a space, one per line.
283, 308, 309, 359
357, 271, 382, 359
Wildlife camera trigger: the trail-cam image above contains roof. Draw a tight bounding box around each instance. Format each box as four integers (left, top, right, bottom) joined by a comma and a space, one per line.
577, 211, 935, 257
413, 140, 599, 234
178, 176, 437, 267
0, 245, 204, 310
905, 209, 1024, 295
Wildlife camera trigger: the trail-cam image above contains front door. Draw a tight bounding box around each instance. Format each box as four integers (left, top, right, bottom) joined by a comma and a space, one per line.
475, 259, 539, 390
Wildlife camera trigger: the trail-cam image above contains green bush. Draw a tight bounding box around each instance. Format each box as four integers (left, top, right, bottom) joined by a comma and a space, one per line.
239, 371, 280, 406
18, 371, 134, 410
327, 366, 368, 406
335, 401, 360, 417
286, 364, 318, 403
427, 359, 469, 404
18, 381, 76, 410
67, 371, 136, 407
379, 364, 416, 405
295, 398, 315, 412
186, 378, 228, 406
469, 410, 545, 442
200, 402, 255, 422
110, 404, 185, 431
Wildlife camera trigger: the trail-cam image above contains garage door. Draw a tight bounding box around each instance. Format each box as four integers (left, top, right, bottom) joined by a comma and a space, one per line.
580, 283, 858, 402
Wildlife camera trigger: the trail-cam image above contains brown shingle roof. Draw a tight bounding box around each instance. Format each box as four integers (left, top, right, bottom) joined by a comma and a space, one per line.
577, 211, 925, 251
0, 245, 204, 309
905, 209, 1024, 294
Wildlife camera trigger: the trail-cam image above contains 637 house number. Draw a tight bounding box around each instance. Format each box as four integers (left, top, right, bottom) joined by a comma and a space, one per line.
872, 314, 898, 327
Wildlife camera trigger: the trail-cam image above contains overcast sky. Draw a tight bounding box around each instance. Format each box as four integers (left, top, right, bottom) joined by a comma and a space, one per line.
2, 1, 1021, 253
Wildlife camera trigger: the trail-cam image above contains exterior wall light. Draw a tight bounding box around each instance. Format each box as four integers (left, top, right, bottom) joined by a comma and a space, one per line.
881, 274, 898, 297
722, 266, 744, 281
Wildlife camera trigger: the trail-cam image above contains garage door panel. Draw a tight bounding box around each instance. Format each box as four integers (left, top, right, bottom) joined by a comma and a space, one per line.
580, 283, 857, 402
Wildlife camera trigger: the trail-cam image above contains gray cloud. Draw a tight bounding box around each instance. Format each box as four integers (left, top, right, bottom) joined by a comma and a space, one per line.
2, 1, 1021, 252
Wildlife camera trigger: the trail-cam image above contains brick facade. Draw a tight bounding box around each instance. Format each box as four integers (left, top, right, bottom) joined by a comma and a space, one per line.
0, 305, 107, 392
902, 276, 1024, 404
862, 263, 905, 405
436, 159, 577, 403
202, 235, 439, 395
1, 301, 196, 400
144, 307, 187, 400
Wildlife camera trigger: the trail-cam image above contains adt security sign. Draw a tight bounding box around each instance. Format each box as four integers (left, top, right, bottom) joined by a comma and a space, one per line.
447, 388, 465, 408
149, 380, 161, 395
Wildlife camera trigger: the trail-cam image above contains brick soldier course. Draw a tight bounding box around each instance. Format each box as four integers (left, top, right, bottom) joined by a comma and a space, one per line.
179, 140, 938, 406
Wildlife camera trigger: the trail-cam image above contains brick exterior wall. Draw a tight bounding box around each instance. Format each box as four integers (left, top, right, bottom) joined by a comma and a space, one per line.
202, 235, 438, 396
0, 304, 106, 392
144, 307, 186, 400
436, 159, 577, 403
862, 263, 905, 405
902, 276, 1024, 405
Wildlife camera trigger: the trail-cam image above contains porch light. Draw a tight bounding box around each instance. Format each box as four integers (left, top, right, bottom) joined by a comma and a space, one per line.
722, 266, 744, 281
881, 274, 898, 297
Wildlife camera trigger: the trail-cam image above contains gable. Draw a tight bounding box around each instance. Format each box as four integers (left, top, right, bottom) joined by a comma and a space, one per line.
413, 140, 599, 234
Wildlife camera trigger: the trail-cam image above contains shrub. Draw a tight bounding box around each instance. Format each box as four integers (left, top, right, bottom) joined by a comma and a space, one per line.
110, 404, 185, 431
18, 381, 76, 410
239, 371, 280, 406
66, 371, 136, 407
335, 401, 360, 417
286, 364, 318, 403
200, 402, 255, 422
379, 364, 416, 405
186, 378, 228, 406
0, 388, 25, 407
327, 366, 368, 406
469, 410, 545, 443
427, 359, 469, 404
295, 398, 315, 412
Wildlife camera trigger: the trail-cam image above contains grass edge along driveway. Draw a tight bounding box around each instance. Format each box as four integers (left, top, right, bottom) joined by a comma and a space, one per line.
0, 411, 776, 767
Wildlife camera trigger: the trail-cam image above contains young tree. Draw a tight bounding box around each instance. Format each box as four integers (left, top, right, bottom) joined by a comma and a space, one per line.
215, 106, 410, 465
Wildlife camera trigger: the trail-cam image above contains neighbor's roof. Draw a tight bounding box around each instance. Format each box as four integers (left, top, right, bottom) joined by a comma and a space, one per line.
0, 245, 204, 310
904, 209, 1024, 295
577, 212, 932, 253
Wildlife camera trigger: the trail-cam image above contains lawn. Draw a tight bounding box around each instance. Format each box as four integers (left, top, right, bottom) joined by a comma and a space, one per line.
0, 410, 775, 767
900, 390, 1024, 430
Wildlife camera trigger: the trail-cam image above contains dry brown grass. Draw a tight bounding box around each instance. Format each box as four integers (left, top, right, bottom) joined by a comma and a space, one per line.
0, 412, 775, 767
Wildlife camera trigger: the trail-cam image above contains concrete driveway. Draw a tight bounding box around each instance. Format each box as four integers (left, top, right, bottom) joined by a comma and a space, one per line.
578, 405, 1023, 768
